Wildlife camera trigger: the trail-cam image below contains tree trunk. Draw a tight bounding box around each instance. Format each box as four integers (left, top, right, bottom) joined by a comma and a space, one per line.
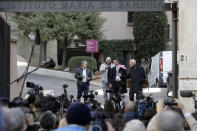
62, 37, 68, 69
39, 42, 47, 66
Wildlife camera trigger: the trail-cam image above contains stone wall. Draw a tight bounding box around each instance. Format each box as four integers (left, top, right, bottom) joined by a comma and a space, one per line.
17, 33, 41, 67
7, 13, 41, 67
178, 0, 197, 112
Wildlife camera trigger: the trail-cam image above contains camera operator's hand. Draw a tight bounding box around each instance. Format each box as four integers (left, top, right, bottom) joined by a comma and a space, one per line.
175, 99, 186, 114
80, 97, 85, 103
105, 64, 110, 69
118, 73, 122, 77
156, 99, 164, 113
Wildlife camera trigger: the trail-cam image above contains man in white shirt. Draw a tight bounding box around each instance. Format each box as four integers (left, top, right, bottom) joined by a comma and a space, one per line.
75, 61, 92, 101
99, 57, 114, 101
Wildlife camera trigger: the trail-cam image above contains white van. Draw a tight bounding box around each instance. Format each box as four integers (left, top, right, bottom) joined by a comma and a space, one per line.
148, 51, 172, 87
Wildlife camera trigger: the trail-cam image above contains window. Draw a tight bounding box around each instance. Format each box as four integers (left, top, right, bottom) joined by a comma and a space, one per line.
127, 12, 134, 26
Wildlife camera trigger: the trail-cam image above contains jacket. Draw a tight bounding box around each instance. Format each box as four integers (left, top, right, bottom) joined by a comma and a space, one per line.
99, 63, 114, 83
54, 125, 87, 131
75, 68, 92, 87
127, 64, 145, 92
109, 66, 127, 93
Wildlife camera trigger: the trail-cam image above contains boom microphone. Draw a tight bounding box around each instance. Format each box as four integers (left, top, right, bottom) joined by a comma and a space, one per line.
180, 90, 194, 97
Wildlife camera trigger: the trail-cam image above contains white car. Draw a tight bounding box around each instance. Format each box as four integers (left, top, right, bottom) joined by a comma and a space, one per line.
148, 51, 172, 88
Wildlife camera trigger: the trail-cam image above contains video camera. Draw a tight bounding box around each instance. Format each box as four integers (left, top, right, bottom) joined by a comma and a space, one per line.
83, 91, 99, 110
137, 96, 156, 118
26, 82, 43, 96
89, 111, 107, 131
164, 97, 177, 106
83, 91, 98, 101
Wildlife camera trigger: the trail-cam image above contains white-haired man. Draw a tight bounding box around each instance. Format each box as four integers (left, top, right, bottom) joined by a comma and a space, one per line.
127, 59, 145, 101
124, 119, 146, 131
99, 57, 114, 101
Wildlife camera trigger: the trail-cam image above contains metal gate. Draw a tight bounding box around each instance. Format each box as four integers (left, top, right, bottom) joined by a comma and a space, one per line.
0, 17, 10, 99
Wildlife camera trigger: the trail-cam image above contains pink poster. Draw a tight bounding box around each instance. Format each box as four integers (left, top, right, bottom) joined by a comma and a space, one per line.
86, 40, 99, 53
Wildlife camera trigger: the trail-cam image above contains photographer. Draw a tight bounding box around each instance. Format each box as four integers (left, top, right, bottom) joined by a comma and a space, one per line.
100, 57, 115, 101
30, 95, 43, 122
123, 101, 137, 123
75, 61, 92, 101
54, 102, 91, 131
39, 111, 57, 131
147, 99, 197, 131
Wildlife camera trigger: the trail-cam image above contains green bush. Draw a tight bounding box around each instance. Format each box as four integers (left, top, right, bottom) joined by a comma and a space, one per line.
100, 40, 134, 64
68, 56, 97, 71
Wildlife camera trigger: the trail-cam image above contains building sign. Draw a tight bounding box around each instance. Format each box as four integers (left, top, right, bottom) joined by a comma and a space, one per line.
0, 0, 164, 12
86, 40, 99, 53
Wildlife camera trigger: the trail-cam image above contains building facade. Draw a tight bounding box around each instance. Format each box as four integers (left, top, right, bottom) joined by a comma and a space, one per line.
100, 11, 172, 50
178, 0, 197, 112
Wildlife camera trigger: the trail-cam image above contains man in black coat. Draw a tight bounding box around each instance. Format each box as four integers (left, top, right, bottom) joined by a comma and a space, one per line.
75, 61, 92, 101
127, 59, 145, 101
109, 59, 127, 94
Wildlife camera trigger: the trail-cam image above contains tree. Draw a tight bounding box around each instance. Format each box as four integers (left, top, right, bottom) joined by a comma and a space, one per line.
13, 12, 105, 68
133, 12, 168, 61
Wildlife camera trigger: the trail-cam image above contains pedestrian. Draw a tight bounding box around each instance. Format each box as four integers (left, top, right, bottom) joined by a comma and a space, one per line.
109, 59, 127, 94
127, 59, 145, 101
75, 61, 92, 101
99, 57, 115, 101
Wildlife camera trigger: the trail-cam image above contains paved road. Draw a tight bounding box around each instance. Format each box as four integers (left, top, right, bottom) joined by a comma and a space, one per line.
26, 74, 167, 105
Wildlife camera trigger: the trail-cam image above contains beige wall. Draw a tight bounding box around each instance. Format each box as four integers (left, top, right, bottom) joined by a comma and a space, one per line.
178, 0, 197, 112
101, 12, 133, 40
101, 11, 173, 50
0, 12, 6, 21
10, 41, 19, 100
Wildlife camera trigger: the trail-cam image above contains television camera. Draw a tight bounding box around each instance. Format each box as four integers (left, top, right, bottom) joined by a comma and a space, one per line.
106, 89, 122, 112
24, 82, 74, 119
83, 90, 99, 110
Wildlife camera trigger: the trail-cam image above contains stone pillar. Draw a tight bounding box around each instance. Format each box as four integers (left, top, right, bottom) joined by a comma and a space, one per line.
47, 40, 58, 66
178, 0, 197, 112
10, 39, 19, 100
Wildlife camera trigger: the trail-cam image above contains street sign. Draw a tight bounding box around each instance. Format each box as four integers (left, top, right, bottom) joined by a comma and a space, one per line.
86, 40, 99, 53
0, 0, 164, 12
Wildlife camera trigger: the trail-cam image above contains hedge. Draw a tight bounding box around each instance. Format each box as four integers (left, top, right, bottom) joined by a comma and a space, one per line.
99, 40, 134, 64
68, 56, 97, 71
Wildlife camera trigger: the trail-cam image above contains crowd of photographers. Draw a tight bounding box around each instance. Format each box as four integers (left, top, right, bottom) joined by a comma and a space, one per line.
1, 57, 197, 131
1, 94, 197, 131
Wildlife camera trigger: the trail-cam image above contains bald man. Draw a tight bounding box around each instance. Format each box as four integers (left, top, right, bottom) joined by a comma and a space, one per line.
127, 59, 145, 101
123, 101, 137, 123
99, 57, 114, 101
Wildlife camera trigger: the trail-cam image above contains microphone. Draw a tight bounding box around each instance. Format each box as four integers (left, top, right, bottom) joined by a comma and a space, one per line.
180, 90, 194, 97
42, 58, 56, 68
35, 29, 41, 45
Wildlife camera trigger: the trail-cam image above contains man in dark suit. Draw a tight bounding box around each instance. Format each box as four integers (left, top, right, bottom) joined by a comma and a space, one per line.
109, 59, 127, 94
75, 61, 92, 101
127, 59, 145, 101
